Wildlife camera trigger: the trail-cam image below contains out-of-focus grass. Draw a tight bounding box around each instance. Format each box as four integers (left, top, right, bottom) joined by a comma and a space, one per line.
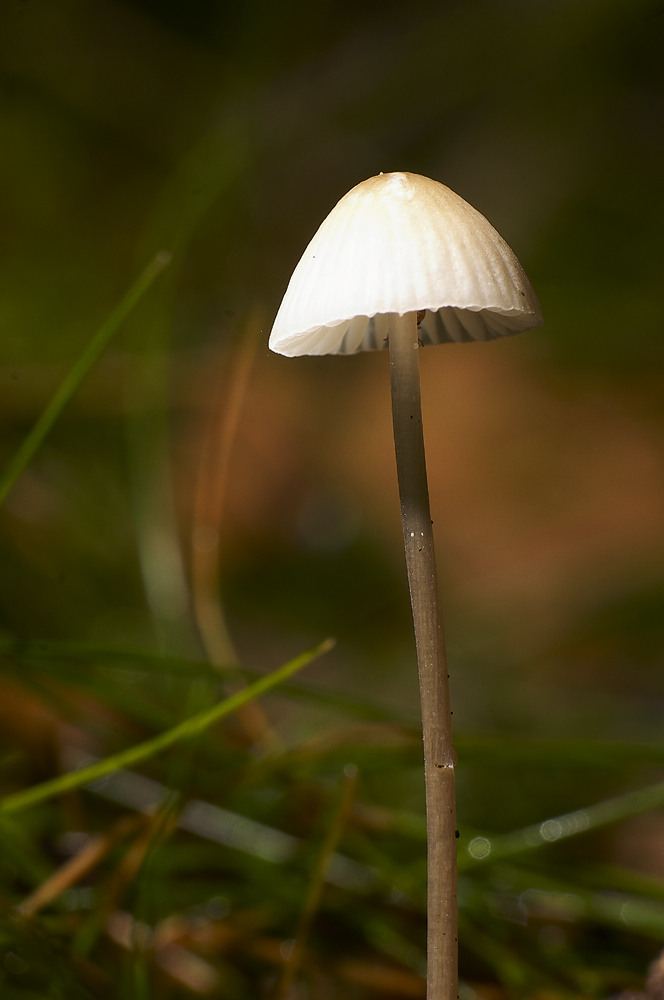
5, 628, 664, 997
1, 0, 664, 997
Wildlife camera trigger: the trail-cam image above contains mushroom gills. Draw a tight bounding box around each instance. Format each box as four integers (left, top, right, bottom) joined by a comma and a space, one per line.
329, 306, 531, 354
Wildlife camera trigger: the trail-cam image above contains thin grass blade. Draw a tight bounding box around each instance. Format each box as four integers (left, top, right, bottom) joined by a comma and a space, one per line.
0, 250, 172, 506
0, 638, 334, 815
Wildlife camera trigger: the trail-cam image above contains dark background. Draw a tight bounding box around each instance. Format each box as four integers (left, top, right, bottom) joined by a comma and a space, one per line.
1, 1, 664, 997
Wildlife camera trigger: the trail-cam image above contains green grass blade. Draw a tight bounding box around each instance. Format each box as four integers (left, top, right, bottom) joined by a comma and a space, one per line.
0, 637, 222, 672
472, 863, 664, 941
0, 637, 419, 727
0, 637, 334, 815
453, 735, 664, 769
458, 913, 540, 991
0, 250, 172, 507
461, 777, 664, 869
11, 639, 664, 766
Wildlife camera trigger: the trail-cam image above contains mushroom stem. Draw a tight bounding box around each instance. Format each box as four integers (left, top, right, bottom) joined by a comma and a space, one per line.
388, 311, 457, 1000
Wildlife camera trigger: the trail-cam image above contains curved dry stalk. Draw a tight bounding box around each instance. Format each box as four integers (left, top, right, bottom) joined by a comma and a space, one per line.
72, 802, 182, 959
191, 306, 278, 749
388, 312, 457, 1000
16, 815, 143, 918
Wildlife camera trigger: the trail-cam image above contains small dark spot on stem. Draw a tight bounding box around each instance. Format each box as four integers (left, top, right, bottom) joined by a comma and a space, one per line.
455, 830, 460, 839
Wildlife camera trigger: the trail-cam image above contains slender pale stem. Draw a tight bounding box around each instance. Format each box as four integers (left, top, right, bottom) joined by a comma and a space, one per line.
388, 312, 457, 1000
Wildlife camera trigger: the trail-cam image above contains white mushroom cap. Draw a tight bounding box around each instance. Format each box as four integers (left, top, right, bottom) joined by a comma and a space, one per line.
269, 171, 542, 357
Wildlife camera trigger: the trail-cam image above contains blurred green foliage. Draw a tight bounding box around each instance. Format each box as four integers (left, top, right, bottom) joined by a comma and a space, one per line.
1, 0, 664, 997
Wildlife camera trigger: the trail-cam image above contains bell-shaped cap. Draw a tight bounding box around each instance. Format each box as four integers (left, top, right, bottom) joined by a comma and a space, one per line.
269, 171, 542, 357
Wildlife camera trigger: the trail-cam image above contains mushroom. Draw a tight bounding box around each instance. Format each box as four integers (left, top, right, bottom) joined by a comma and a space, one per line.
269, 171, 542, 1000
